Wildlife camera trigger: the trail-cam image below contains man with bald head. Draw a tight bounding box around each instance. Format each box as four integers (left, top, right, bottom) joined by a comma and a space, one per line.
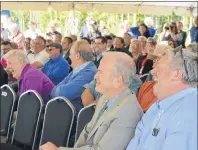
50, 40, 97, 112
40, 52, 143, 150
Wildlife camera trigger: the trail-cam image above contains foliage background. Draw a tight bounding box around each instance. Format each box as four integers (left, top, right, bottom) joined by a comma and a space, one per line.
11, 10, 190, 39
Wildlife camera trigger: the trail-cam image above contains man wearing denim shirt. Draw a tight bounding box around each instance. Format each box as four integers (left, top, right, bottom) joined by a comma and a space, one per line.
126, 46, 197, 150
42, 43, 69, 85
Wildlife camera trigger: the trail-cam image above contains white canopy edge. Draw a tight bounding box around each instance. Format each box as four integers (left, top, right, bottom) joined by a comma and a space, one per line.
1, 1, 197, 16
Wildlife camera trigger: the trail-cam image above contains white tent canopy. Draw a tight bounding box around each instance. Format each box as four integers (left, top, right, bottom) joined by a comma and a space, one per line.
1, 1, 197, 16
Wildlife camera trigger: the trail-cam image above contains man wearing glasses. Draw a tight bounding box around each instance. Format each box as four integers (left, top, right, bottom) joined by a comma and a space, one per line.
42, 43, 69, 85
126, 46, 197, 150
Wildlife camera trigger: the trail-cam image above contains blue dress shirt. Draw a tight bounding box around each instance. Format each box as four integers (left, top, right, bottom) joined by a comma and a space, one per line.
106, 89, 131, 111
50, 62, 97, 112
126, 88, 197, 150
190, 26, 198, 43
42, 55, 69, 85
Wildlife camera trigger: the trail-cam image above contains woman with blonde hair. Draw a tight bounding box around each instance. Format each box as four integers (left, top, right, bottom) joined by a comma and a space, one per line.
130, 39, 142, 63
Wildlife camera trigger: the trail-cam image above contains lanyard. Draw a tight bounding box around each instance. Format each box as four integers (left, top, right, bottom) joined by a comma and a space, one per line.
139, 57, 147, 75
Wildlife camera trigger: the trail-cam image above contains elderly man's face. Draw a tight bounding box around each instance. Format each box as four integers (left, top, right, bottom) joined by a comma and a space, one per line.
6, 55, 24, 79
152, 55, 174, 100
94, 56, 116, 95
69, 45, 79, 69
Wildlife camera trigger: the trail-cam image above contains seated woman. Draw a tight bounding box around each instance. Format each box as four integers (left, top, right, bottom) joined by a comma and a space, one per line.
130, 23, 156, 39
4, 50, 54, 104
136, 37, 157, 82
130, 39, 142, 63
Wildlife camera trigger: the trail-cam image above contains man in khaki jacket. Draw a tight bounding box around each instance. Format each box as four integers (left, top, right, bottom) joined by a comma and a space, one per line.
40, 52, 143, 150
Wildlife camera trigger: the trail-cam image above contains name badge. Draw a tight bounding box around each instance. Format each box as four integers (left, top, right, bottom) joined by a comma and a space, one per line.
1, 91, 7, 97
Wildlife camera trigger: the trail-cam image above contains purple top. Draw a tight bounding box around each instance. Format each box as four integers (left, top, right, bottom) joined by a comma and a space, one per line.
18, 64, 54, 103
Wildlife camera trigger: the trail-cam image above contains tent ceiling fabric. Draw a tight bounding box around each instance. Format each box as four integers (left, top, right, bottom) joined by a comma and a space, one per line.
1, 1, 197, 16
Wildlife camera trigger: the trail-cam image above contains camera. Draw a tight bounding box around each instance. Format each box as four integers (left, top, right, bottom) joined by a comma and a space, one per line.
165, 26, 174, 31
165, 26, 169, 30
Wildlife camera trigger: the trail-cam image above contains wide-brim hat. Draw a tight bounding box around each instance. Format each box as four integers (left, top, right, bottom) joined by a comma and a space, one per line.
147, 44, 171, 60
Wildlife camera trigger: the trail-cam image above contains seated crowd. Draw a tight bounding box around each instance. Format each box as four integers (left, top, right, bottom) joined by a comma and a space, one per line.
0, 16, 198, 150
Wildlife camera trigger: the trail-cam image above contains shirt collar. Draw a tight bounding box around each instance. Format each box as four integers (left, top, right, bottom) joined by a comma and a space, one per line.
96, 53, 103, 61
33, 49, 46, 56
156, 88, 197, 112
51, 55, 62, 62
63, 49, 70, 56
19, 64, 31, 80
72, 61, 91, 75
107, 88, 131, 109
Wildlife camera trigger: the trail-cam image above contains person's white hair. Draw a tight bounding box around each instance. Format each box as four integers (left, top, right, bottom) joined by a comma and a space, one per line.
110, 52, 136, 87
168, 46, 198, 87
4, 49, 29, 64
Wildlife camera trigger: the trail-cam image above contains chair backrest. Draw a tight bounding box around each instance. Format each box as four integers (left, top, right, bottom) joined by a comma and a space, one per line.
75, 104, 96, 143
11, 90, 43, 150
39, 97, 75, 147
140, 73, 149, 83
0, 85, 16, 140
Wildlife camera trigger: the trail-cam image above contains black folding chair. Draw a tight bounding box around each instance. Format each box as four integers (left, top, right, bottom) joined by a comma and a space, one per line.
11, 90, 43, 150
9, 81, 19, 94
0, 85, 16, 142
39, 97, 75, 147
75, 104, 96, 143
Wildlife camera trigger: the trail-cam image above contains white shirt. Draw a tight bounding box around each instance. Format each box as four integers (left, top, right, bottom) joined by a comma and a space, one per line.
24, 28, 41, 39
28, 49, 49, 65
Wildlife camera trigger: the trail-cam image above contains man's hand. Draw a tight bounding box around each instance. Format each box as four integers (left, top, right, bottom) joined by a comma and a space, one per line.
40, 142, 58, 150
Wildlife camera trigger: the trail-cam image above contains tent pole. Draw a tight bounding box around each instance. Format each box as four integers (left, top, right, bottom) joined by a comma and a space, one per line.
133, 13, 136, 27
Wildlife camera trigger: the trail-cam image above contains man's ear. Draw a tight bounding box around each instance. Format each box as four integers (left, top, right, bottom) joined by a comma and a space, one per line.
114, 75, 123, 88
172, 70, 183, 82
75, 52, 81, 60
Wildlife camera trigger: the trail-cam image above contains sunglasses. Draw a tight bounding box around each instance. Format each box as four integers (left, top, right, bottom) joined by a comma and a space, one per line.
47, 48, 55, 52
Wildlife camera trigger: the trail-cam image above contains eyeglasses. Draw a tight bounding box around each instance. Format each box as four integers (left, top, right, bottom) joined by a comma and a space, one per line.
180, 49, 188, 76
94, 43, 102, 45
47, 48, 56, 52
